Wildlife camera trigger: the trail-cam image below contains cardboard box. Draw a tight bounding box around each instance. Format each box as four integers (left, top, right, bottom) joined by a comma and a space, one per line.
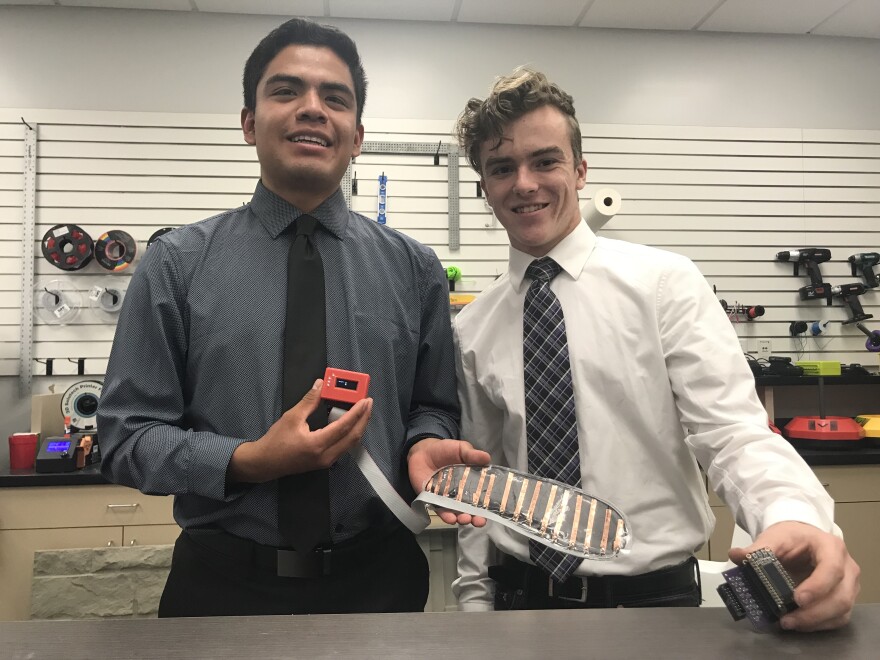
31, 393, 65, 442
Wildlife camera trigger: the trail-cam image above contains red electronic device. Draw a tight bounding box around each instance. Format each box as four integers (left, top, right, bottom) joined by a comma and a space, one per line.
321, 367, 370, 406
782, 376, 865, 448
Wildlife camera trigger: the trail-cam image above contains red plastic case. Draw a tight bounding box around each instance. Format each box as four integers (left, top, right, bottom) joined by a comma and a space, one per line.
321, 367, 370, 405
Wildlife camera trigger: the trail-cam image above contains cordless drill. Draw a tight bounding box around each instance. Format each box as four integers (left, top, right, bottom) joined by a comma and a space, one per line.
775, 248, 832, 305
831, 282, 873, 325
848, 252, 879, 289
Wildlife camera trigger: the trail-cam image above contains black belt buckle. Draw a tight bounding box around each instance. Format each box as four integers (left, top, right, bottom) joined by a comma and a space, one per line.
549, 575, 587, 603
276, 547, 331, 578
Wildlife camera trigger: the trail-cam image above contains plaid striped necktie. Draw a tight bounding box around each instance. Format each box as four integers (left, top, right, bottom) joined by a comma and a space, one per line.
524, 257, 582, 583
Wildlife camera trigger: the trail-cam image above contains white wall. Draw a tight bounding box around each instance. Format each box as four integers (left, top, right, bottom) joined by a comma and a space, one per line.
1, 6, 880, 128
2, 6, 879, 464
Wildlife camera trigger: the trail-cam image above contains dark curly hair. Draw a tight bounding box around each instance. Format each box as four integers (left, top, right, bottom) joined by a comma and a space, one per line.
455, 68, 581, 175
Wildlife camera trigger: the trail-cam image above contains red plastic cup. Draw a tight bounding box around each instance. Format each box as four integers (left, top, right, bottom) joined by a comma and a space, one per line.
8, 433, 39, 470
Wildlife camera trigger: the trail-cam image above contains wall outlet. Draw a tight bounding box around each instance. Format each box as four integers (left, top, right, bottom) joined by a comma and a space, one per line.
757, 339, 772, 356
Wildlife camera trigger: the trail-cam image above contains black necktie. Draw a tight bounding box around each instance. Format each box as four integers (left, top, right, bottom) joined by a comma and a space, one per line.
278, 214, 330, 551
524, 257, 582, 582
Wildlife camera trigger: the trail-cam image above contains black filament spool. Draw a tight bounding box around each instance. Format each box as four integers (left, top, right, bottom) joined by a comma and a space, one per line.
41, 224, 94, 271
95, 229, 137, 271
147, 227, 175, 248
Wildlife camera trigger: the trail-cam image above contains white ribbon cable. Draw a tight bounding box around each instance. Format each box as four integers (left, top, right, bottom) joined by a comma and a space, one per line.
329, 406, 430, 534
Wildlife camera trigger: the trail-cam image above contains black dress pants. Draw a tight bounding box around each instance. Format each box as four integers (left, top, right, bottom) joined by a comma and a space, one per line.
158, 524, 429, 617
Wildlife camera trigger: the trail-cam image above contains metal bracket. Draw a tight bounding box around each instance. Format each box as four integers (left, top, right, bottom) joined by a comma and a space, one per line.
344, 141, 460, 250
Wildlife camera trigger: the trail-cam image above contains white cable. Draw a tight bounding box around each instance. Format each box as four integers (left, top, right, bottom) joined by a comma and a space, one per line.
329, 406, 429, 534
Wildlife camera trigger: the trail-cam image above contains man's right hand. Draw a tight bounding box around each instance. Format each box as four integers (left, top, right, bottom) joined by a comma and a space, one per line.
228, 378, 373, 483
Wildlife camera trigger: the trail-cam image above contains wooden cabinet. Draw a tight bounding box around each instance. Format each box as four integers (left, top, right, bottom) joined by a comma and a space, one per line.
0, 484, 177, 621
707, 465, 880, 603
0, 483, 462, 620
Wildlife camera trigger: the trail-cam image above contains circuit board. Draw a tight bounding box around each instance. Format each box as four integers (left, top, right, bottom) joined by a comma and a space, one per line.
717, 548, 798, 631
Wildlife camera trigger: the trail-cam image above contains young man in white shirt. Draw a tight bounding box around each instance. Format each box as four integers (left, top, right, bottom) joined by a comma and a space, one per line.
451, 68, 859, 631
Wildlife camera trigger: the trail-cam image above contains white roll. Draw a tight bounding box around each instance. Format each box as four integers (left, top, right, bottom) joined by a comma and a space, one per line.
33, 278, 82, 325
583, 188, 622, 232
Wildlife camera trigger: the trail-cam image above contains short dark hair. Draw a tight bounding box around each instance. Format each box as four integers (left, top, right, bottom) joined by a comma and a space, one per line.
243, 18, 368, 125
456, 67, 582, 176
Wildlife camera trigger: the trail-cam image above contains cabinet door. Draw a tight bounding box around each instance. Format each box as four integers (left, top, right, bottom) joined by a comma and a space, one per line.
122, 524, 181, 547
0, 485, 173, 531
0, 527, 123, 621
835, 502, 880, 604
812, 466, 879, 503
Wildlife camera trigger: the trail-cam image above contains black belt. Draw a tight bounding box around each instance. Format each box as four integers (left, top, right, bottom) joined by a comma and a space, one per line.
184, 524, 399, 579
490, 554, 699, 606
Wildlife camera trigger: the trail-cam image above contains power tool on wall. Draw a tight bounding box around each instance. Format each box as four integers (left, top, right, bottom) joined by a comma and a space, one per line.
775, 248, 833, 305
832, 282, 873, 325
848, 252, 879, 289
830, 282, 880, 353
774, 248, 869, 446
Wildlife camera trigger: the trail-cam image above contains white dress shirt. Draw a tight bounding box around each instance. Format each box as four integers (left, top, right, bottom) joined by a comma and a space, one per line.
452, 219, 834, 611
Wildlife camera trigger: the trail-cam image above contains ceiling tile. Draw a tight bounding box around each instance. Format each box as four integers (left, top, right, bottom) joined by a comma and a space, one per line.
329, 0, 456, 22
811, 0, 880, 39
194, 0, 325, 16
59, 0, 191, 10
699, 0, 852, 35
581, 0, 720, 31
457, 0, 587, 27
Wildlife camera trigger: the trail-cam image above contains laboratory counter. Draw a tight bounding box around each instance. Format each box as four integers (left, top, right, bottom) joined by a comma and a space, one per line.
4, 442, 880, 489
2, 605, 878, 659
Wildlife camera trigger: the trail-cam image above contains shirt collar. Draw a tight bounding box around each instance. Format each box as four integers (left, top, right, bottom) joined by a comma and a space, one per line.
508, 218, 597, 293
249, 180, 349, 240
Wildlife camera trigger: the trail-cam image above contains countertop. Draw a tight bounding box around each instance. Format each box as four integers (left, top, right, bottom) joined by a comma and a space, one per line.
0, 463, 108, 487
2, 606, 878, 659
3, 441, 880, 488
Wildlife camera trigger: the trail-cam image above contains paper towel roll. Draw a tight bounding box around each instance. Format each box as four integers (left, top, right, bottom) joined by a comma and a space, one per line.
583, 188, 622, 232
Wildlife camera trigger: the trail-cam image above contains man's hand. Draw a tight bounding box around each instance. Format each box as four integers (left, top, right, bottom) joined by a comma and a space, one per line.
729, 520, 860, 632
229, 378, 373, 483
407, 437, 491, 527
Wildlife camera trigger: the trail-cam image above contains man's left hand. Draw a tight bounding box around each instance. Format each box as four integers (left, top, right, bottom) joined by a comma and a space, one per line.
407, 438, 491, 527
729, 520, 860, 632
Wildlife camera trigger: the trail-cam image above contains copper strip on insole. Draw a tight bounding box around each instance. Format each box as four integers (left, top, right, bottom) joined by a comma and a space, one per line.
513, 478, 529, 521
482, 473, 496, 509
552, 489, 571, 541
499, 471, 514, 513
472, 468, 487, 506
525, 481, 542, 525
600, 509, 612, 555
540, 484, 558, 535
455, 466, 471, 502
568, 494, 583, 549
583, 499, 597, 553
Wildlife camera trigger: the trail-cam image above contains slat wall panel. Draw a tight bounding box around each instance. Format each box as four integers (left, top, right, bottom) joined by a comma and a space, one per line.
1, 110, 878, 381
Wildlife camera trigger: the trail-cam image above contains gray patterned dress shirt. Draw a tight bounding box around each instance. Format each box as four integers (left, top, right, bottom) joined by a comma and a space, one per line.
97, 181, 460, 546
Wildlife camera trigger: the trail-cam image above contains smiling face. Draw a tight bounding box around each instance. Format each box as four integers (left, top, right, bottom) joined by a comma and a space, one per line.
479, 105, 587, 257
241, 44, 364, 211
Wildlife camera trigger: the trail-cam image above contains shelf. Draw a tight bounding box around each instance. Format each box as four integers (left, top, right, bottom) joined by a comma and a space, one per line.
755, 375, 880, 386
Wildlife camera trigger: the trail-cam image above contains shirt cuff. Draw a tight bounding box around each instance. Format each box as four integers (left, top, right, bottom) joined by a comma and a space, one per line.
403, 432, 442, 457
761, 499, 832, 534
